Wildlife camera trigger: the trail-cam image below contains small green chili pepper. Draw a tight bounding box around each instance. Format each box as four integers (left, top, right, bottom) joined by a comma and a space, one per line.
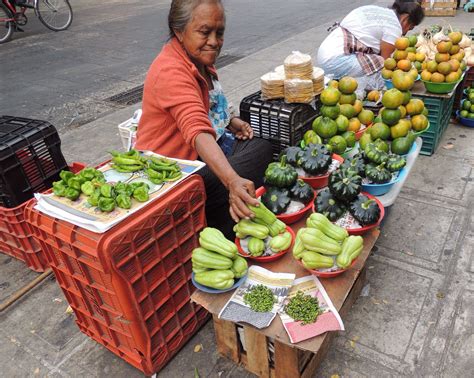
133, 185, 149, 202
65, 187, 81, 201
98, 197, 116, 212
52, 181, 67, 197
67, 176, 83, 191
100, 184, 114, 198
59, 170, 74, 183
87, 189, 101, 207
81, 181, 95, 196
116, 193, 132, 209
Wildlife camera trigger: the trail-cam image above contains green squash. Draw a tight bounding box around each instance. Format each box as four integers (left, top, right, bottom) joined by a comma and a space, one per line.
264, 155, 298, 188
365, 163, 392, 184
349, 194, 380, 225
314, 188, 346, 221
281, 146, 303, 167
261, 186, 291, 215
297, 144, 332, 175
340, 155, 366, 176
385, 154, 406, 172
365, 142, 389, 164
289, 179, 314, 205
328, 168, 362, 202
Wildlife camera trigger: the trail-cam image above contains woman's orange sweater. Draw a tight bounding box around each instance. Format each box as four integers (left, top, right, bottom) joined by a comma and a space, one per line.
135, 37, 217, 160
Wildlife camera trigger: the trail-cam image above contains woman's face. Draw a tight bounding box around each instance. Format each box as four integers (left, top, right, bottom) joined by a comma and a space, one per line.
400, 14, 414, 35
176, 3, 225, 68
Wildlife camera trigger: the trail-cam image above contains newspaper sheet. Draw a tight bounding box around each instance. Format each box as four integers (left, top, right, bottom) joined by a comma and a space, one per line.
218, 266, 295, 329
34, 151, 205, 233
279, 275, 344, 343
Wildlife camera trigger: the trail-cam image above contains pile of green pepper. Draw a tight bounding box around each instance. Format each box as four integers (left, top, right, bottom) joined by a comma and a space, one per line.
53, 168, 150, 213
243, 284, 276, 312
284, 291, 321, 325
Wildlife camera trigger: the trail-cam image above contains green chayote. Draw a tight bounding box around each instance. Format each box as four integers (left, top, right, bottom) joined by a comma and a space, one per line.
98, 197, 115, 212
116, 193, 132, 209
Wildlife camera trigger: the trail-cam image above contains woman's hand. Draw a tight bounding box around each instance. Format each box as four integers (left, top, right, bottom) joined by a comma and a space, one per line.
227, 176, 260, 223
228, 117, 254, 140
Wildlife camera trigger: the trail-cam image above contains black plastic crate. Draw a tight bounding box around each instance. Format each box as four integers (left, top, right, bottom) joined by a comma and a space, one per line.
239, 91, 319, 160
0, 116, 68, 208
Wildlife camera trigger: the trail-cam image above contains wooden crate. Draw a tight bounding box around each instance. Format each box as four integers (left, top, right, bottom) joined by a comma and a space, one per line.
421, 1, 457, 16
212, 268, 367, 378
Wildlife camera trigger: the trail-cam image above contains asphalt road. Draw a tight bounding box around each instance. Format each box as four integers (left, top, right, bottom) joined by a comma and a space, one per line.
0, 0, 376, 129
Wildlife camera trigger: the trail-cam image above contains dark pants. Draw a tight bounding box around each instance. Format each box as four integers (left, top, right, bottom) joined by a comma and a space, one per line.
197, 137, 273, 239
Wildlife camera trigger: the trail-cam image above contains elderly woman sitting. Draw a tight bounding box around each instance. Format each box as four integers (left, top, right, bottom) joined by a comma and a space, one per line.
136, 0, 273, 238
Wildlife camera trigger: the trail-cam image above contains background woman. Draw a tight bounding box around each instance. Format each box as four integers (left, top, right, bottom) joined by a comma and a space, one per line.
136, 0, 272, 238
316, 0, 425, 92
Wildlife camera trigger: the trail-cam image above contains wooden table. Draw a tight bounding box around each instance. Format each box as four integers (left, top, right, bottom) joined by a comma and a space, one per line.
191, 221, 380, 377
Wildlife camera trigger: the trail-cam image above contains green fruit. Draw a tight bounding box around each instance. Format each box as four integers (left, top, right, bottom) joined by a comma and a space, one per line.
359, 132, 373, 151
320, 87, 341, 106
401, 90, 412, 106
470, 105, 474, 113
381, 108, 402, 126
370, 122, 391, 140
391, 137, 413, 155
335, 115, 349, 133
321, 104, 340, 120
468, 113, 474, 119
373, 138, 389, 153
469, 93, 474, 102
460, 110, 469, 118
339, 93, 357, 105
341, 131, 356, 148
328, 135, 347, 154
339, 104, 357, 119
462, 100, 472, 111
422, 107, 429, 116
313, 116, 338, 138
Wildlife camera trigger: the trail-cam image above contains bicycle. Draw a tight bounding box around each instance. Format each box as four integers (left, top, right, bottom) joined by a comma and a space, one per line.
0, 0, 73, 43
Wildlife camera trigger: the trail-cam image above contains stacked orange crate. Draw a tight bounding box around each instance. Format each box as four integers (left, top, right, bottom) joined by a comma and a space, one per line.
24, 175, 209, 375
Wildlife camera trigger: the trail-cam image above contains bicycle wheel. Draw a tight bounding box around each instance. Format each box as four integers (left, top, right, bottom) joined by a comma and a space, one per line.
0, 4, 14, 44
35, 0, 72, 31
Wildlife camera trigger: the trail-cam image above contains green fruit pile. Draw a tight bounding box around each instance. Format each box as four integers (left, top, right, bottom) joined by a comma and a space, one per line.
310, 77, 374, 155
459, 86, 474, 120
362, 88, 429, 155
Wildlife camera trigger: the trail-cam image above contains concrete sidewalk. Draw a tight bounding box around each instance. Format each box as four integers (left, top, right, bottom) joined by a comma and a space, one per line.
1, 5, 474, 378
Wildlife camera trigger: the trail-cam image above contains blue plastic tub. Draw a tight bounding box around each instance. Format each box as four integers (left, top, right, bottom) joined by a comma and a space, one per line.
456, 111, 474, 128
362, 166, 408, 196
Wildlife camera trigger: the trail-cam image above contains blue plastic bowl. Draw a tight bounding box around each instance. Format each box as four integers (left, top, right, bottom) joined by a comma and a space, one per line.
456, 111, 474, 128
191, 272, 246, 293
362, 166, 408, 196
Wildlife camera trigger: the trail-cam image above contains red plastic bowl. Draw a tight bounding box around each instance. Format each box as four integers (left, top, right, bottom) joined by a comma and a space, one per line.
300, 154, 344, 189
235, 226, 295, 262
355, 124, 372, 140
312, 192, 385, 235
255, 187, 315, 225
296, 256, 357, 278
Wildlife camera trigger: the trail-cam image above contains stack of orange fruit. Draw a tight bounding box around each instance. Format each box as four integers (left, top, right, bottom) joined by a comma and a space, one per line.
382, 36, 425, 84
420, 31, 467, 84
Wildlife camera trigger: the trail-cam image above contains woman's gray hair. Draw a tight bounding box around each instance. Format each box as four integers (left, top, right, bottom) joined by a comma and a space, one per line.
168, 0, 224, 38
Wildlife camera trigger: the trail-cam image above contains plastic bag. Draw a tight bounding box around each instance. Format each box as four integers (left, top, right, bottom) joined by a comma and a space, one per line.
261, 72, 285, 100
284, 79, 314, 104
284, 51, 313, 80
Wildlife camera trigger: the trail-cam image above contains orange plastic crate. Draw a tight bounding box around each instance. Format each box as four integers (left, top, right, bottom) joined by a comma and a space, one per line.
24, 175, 209, 375
0, 162, 85, 271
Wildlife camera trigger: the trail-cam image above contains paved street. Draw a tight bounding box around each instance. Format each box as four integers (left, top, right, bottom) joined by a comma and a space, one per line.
1, 1, 474, 377
1, 0, 374, 130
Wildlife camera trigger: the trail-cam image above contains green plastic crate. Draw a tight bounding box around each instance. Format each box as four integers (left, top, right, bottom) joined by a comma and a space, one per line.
411, 94, 455, 156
